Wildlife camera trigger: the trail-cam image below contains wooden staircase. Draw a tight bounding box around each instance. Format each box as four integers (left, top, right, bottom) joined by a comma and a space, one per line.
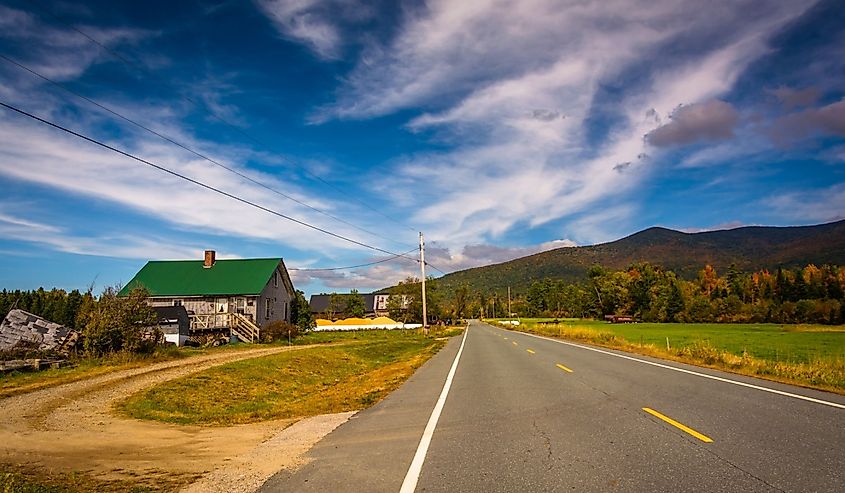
230, 313, 261, 343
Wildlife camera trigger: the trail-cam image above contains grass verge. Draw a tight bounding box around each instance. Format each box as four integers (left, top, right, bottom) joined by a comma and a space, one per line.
0, 463, 199, 493
117, 328, 461, 426
498, 319, 845, 394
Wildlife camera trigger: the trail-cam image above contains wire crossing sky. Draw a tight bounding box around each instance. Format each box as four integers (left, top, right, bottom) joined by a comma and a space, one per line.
0, 0, 843, 295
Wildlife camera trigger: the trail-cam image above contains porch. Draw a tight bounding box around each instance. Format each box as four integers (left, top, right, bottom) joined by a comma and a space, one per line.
189, 312, 261, 343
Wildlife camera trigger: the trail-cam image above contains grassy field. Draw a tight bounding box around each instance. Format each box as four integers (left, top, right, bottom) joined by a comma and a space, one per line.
513, 319, 845, 363
493, 318, 845, 392
118, 327, 461, 426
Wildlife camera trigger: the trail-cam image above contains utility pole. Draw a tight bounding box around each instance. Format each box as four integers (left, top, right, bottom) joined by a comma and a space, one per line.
419, 232, 428, 331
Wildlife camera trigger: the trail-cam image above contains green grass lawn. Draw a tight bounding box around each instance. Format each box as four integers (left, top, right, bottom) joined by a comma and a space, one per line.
118, 329, 458, 425
515, 319, 845, 364
494, 318, 845, 391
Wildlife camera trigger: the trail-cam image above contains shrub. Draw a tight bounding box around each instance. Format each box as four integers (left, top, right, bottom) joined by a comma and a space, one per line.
79, 287, 160, 356
678, 340, 721, 365
261, 321, 301, 343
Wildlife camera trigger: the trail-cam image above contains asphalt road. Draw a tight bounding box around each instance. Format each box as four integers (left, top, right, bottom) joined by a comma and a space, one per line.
260, 320, 845, 492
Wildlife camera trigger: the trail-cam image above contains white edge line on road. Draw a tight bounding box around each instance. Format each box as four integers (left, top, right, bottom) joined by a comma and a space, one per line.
510, 328, 845, 410
400, 327, 470, 493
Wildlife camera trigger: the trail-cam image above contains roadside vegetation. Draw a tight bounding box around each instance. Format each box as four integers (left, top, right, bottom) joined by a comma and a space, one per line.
0, 285, 318, 398
0, 463, 195, 493
499, 318, 845, 393
118, 327, 462, 425
0, 343, 274, 399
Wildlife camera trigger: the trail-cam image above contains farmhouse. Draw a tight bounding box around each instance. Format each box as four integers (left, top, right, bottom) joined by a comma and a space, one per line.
119, 250, 294, 343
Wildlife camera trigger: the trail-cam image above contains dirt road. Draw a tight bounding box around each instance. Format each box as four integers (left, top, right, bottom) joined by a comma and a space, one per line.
0, 345, 325, 490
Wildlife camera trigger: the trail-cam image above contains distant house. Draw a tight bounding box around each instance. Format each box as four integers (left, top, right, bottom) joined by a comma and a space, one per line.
119, 250, 295, 343
309, 292, 403, 319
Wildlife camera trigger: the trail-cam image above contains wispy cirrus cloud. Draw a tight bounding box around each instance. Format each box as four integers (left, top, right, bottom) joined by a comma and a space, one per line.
0, 4, 150, 82
0, 210, 203, 260
316, 0, 811, 249
0, 109, 391, 257
764, 183, 845, 223
255, 0, 375, 59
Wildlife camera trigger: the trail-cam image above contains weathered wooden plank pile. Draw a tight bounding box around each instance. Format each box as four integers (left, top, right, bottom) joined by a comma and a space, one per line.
0, 309, 77, 352
0, 358, 70, 373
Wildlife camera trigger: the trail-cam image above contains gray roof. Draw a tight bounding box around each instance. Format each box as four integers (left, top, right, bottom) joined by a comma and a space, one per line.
309, 293, 378, 314
0, 309, 76, 352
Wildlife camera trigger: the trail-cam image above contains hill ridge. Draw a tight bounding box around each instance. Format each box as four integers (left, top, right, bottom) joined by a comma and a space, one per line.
434, 220, 845, 293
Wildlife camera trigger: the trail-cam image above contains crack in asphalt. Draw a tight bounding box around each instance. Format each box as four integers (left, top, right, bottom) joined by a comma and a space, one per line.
532, 418, 555, 470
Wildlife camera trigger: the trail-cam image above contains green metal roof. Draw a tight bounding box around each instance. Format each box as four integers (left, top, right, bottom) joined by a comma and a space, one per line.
119, 258, 283, 297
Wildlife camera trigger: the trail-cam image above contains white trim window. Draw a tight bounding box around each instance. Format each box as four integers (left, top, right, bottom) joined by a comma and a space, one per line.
265, 298, 272, 319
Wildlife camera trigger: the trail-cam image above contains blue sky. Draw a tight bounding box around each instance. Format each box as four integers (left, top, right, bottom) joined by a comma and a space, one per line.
0, 0, 843, 296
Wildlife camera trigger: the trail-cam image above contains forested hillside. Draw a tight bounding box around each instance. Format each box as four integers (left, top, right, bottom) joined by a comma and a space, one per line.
436, 220, 845, 293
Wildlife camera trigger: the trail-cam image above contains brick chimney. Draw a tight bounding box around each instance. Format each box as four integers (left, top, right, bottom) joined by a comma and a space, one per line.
204, 250, 216, 268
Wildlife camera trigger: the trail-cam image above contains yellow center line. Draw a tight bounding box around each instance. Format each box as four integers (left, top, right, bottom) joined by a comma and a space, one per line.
556, 363, 573, 373
642, 408, 713, 443
526, 349, 535, 354
512, 341, 518, 346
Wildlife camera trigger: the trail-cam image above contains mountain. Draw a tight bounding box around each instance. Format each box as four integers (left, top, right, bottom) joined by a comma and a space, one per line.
435, 220, 845, 293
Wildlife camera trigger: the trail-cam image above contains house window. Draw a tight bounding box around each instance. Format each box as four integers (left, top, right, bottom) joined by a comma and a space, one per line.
173, 299, 183, 307
274, 271, 278, 287
265, 298, 272, 319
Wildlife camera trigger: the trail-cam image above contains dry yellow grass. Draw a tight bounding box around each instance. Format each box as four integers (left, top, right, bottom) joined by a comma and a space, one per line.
118, 330, 450, 425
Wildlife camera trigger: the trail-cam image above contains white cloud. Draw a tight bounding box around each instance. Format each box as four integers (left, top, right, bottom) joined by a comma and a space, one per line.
255, 0, 373, 59
0, 5, 150, 82
289, 237, 578, 290
764, 184, 845, 223
322, 0, 811, 247
0, 104, 406, 259
677, 221, 749, 233
0, 211, 202, 259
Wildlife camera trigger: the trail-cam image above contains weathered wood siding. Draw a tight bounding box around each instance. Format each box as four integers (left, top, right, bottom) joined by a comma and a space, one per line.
256, 264, 293, 327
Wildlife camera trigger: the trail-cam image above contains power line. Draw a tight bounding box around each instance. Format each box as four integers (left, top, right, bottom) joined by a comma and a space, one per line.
424, 261, 446, 276
289, 249, 418, 272
0, 53, 415, 250
0, 100, 421, 263
25, 0, 419, 234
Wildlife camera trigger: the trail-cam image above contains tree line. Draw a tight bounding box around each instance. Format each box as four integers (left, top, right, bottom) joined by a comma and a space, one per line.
0, 287, 92, 330
517, 263, 845, 324
384, 263, 845, 326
